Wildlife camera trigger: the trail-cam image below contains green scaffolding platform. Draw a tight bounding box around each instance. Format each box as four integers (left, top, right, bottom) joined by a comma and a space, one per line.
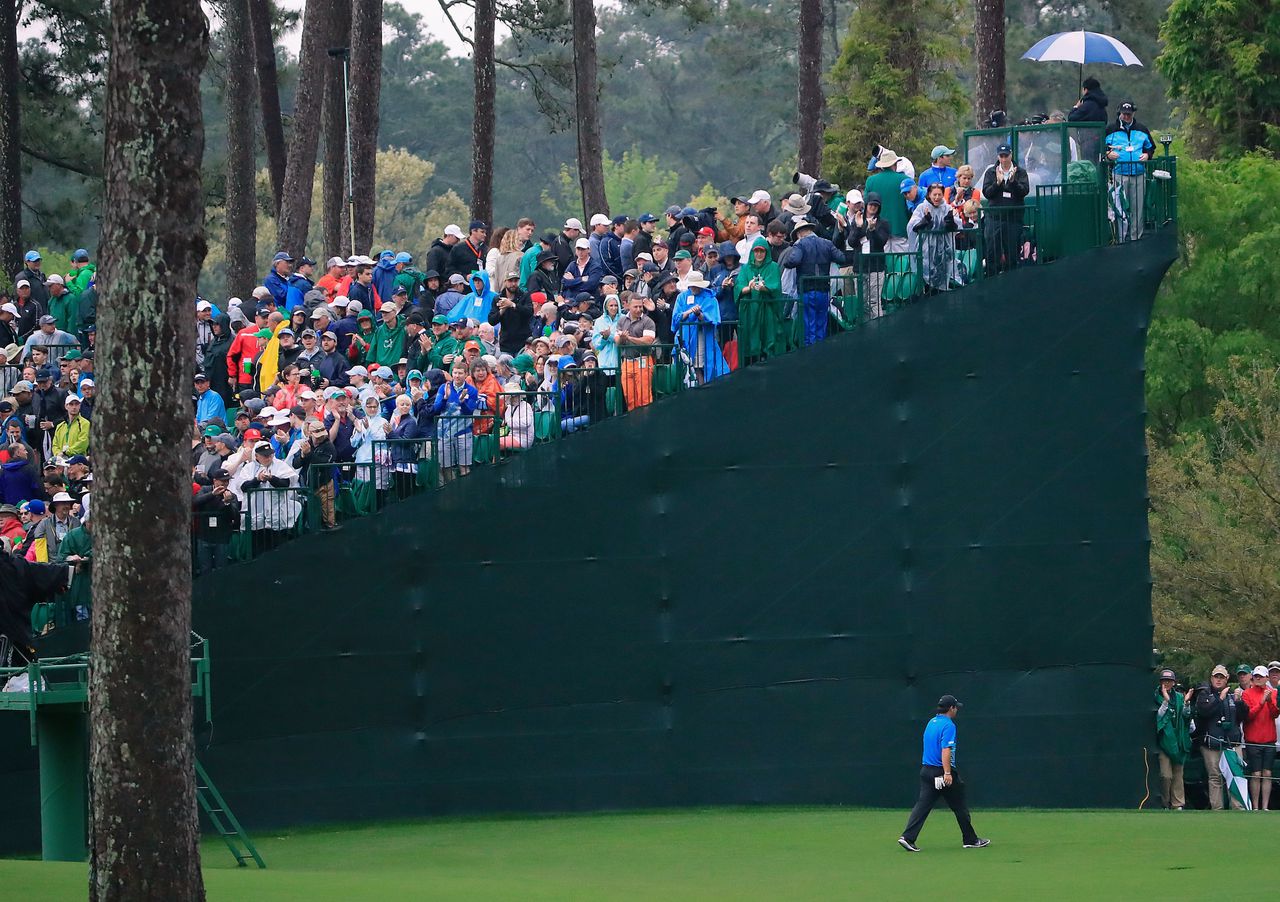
0, 635, 263, 867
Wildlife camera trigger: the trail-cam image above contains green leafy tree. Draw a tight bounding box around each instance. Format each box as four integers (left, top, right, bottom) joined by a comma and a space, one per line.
540, 147, 680, 224
1146, 155, 1280, 438
824, 0, 967, 187
1159, 0, 1280, 156
1150, 360, 1280, 674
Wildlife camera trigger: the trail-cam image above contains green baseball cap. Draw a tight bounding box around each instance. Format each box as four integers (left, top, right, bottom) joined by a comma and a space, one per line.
1236, 663, 1252, 674
254, 328, 273, 338
202, 425, 221, 437
63, 349, 83, 362
431, 314, 449, 325
673, 250, 692, 260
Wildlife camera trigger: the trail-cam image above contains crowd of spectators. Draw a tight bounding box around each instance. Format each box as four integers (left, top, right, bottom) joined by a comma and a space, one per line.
1155, 663, 1280, 811
0, 98, 1166, 632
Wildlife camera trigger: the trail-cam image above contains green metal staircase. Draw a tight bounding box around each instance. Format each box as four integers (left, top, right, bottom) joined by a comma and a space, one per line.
195, 757, 265, 868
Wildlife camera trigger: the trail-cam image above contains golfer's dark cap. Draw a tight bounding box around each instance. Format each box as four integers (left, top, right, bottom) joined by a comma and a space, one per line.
937, 694, 962, 711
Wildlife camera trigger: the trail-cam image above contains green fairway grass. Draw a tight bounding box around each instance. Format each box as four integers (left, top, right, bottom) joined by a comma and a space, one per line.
0, 807, 1263, 900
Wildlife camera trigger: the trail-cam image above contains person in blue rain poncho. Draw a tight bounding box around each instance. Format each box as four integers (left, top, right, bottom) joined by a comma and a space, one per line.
447, 270, 497, 325
671, 270, 729, 385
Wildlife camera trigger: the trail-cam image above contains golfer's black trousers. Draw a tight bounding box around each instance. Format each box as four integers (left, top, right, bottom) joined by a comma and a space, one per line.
902, 765, 978, 845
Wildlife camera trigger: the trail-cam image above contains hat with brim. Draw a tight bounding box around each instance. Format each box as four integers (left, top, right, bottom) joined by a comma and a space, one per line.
50, 492, 74, 504
789, 217, 814, 237
1252, 665, 1270, 678
875, 150, 900, 169
0, 504, 20, 517
677, 272, 711, 291
781, 194, 811, 215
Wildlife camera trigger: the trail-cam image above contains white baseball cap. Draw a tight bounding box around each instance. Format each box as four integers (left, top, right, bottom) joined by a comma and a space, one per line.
590, 213, 610, 227
748, 190, 771, 205
15, 279, 29, 289
0, 303, 17, 316
1253, 665, 1270, 678
227, 296, 243, 307
845, 189, 864, 205
574, 237, 591, 250
196, 299, 212, 311
331, 295, 350, 307
444, 224, 465, 239
252, 286, 272, 299
45, 274, 65, 286
563, 217, 584, 231
326, 256, 346, 269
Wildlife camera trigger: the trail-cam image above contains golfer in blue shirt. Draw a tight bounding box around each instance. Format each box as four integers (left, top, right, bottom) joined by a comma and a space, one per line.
898, 694, 990, 852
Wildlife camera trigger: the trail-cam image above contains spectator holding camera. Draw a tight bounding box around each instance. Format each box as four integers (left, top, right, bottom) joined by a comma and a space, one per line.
1191, 664, 1246, 810
1154, 669, 1191, 810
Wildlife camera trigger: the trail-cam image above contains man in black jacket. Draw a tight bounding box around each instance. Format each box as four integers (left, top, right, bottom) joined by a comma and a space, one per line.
1192, 664, 1246, 810
13, 251, 49, 309
553, 218, 584, 279
447, 221, 488, 280
980, 144, 1031, 276
488, 273, 533, 354
425, 225, 463, 280
1068, 76, 1108, 123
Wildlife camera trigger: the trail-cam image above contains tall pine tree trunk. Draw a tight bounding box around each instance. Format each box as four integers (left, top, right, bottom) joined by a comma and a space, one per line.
322, 0, 352, 258
224, 0, 259, 300
974, 0, 1005, 125
277, 0, 337, 257
797, 0, 825, 175
90, 0, 208, 897
470, 0, 495, 228
348, 0, 382, 252
0, 0, 21, 277
248, 0, 287, 216
571, 0, 607, 218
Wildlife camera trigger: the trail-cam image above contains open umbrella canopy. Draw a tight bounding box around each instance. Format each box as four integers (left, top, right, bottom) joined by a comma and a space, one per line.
1022, 30, 1143, 67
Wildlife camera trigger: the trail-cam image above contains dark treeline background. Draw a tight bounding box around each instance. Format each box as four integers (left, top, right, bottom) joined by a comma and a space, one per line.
14, 0, 1172, 256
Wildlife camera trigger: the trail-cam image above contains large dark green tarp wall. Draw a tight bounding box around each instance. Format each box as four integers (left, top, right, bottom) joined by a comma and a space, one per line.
0, 235, 1177, 847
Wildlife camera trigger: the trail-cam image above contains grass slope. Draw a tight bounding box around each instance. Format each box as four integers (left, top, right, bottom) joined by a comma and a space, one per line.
0, 808, 1259, 900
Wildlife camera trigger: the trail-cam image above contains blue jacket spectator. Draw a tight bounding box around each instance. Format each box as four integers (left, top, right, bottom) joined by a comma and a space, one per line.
1105, 113, 1155, 176
264, 252, 292, 306
599, 226, 625, 280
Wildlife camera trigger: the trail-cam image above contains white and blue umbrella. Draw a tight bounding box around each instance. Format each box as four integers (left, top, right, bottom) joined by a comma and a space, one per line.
1022, 30, 1142, 88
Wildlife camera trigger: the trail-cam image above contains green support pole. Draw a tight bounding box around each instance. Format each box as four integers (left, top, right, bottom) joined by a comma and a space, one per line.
36, 709, 87, 862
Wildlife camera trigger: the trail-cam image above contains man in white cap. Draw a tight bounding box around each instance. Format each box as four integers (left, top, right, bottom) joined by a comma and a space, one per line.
588, 213, 611, 265
0, 301, 18, 348
317, 256, 347, 300
44, 274, 78, 336
748, 190, 777, 228
195, 298, 215, 369
11, 278, 41, 336
554, 218, 584, 277
424, 224, 463, 281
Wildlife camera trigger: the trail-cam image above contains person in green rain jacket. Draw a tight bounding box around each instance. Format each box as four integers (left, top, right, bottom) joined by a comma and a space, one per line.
56, 516, 92, 622
1155, 669, 1192, 810
66, 249, 96, 296
734, 236, 783, 362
